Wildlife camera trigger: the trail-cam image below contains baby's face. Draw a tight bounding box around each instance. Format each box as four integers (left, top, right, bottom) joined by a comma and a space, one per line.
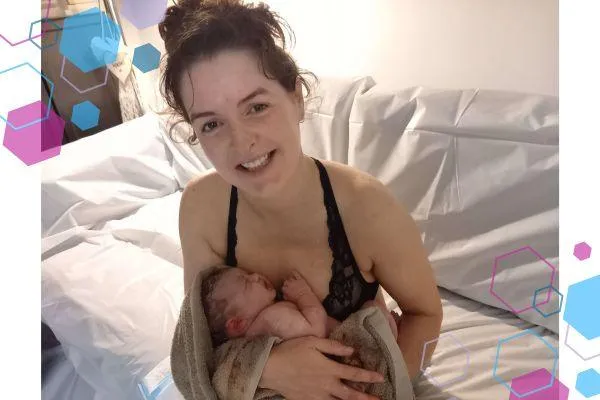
215, 268, 277, 319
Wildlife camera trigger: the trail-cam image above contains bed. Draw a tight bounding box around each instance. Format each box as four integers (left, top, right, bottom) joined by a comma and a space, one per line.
41, 73, 559, 399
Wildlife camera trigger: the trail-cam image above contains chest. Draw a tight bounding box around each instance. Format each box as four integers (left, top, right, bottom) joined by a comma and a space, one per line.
231, 212, 374, 301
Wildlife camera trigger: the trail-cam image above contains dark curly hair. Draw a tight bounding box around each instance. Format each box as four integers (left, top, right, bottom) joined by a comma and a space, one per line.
158, 0, 317, 144
201, 266, 233, 347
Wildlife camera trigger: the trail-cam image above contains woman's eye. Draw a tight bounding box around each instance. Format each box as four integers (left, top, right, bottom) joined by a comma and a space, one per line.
250, 104, 268, 114
201, 120, 219, 134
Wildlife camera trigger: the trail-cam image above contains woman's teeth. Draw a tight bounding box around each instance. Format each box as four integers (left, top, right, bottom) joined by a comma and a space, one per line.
241, 152, 271, 170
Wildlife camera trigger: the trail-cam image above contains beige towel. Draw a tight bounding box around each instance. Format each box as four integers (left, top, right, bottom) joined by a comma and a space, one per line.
170, 265, 416, 400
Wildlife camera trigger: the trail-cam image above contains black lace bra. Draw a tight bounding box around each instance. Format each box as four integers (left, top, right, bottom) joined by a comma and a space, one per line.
225, 157, 379, 321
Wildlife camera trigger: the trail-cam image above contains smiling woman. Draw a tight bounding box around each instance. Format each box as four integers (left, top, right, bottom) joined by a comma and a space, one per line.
158, 1, 442, 399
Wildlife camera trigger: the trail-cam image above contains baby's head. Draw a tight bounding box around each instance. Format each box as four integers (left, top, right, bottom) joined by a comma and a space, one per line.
201, 266, 277, 346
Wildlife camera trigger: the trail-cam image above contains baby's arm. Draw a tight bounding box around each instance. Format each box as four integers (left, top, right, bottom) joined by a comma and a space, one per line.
280, 271, 328, 338
247, 301, 325, 339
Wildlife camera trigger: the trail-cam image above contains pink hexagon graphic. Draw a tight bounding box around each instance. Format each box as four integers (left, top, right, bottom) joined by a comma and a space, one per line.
509, 368, 569, 400
574, 242, 592, 261
490, 246, 557, 314
3, 101, 65, 165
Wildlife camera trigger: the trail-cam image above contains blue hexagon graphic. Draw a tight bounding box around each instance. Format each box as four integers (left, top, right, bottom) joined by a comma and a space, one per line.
0, 63, 54, 130
132, 43, 161, 73
71, 101, 100, 131
121, 0, 168, 30
563, 275, 600, 340
29, 19, 61, 50
59, 7, 121, 73
576, 369, 600, 398
493, 329, 558, 398
532, 285, 563, 318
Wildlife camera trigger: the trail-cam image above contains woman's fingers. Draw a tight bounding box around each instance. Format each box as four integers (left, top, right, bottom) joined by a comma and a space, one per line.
312, 337, 355, 357
336, 362, 385, 384
331, 383, 380, 400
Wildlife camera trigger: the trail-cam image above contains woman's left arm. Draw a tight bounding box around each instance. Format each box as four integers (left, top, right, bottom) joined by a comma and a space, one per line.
359, 180, 443, 381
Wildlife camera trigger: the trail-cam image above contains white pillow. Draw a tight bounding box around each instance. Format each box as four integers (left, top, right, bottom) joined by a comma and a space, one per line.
299, 75, 376, 163
348, 85, 559, 333
100, 191, 184, 267
41, 113, 180, 238
42, 232, 185, 399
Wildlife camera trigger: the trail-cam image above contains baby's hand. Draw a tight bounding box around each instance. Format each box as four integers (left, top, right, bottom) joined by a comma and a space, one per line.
282, 270, 312, 301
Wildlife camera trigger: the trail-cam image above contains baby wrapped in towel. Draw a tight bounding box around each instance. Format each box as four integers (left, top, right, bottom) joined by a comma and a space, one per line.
201, 266, 399, 392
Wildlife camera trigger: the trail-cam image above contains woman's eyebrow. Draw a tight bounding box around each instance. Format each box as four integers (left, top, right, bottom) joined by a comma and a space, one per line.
189, 87, 270, 122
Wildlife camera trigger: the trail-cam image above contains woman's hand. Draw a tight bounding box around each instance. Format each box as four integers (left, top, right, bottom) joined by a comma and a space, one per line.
259, 336, 384, 400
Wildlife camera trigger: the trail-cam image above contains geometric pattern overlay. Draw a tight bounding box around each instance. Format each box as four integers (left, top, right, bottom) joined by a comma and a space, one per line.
121, 0, 168, 30
490, 246, 557, 314
419, 333, 470, 389
564, 324, 600, 362
493, 329, 558, 398
29, 18, 61, 50
532, 285, 564, 318
132, 43, 161, 73
563, 274, 600, 340
0, 1, 51, 46
573, 242, 592, 261
3, 101, 64, 165
509, 368, 569, 400
71, 101, 100, 131
576, 369, 600, 398
60, 56, 110, 94
59, 7, 121, 73
0, 63, 54, 130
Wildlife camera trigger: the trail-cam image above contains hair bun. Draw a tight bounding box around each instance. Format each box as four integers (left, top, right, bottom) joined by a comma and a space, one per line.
158, 3, 184, 44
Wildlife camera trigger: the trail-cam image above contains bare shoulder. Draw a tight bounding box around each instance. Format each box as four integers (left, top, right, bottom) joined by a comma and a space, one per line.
180, 171, 228, 222
318, 159, 405, 223
179, 171, 230, 291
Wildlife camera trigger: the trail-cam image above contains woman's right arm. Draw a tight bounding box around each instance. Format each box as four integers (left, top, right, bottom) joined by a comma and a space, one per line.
179, 180, 224, 292
259, 336, 385, 400
179, 183, 384, 400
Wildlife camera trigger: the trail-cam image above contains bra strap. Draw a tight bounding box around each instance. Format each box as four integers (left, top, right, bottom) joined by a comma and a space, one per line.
225, 185, 238, 267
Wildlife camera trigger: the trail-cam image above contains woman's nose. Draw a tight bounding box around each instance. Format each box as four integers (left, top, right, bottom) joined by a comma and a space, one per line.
230, 124, 256, 152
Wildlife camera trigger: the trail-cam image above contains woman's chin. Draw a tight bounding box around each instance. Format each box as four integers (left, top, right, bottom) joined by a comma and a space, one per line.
234, 152, 290, 196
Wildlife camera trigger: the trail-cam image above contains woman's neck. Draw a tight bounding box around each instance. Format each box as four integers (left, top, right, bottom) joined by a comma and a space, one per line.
239, 153, 319, 222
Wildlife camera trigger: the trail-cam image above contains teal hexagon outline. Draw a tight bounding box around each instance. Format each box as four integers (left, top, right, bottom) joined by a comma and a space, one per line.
532, 285, 564, 318
28, 18, 61, 50
0, 63, 54, 130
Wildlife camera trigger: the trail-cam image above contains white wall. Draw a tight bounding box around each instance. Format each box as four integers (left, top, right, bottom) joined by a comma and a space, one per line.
263, 0, 558, 96
115, 0, 558, 112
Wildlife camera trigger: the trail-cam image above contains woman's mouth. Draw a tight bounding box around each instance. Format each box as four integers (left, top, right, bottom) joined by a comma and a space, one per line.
237, 150, 275, 172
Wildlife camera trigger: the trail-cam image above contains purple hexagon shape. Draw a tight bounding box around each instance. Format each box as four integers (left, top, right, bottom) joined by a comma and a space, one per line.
420, 333, 470, 389
574, 242, 592, 261
121, 0, 168, 30
3, 101, 64, 166
509, 368, 569, 400
490, 246, 557, 314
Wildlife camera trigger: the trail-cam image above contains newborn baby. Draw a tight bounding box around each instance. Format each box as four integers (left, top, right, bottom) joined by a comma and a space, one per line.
201, 266, 398, 347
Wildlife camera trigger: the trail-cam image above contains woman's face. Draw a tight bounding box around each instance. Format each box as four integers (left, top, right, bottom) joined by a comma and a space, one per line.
179, 49, 305, 197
